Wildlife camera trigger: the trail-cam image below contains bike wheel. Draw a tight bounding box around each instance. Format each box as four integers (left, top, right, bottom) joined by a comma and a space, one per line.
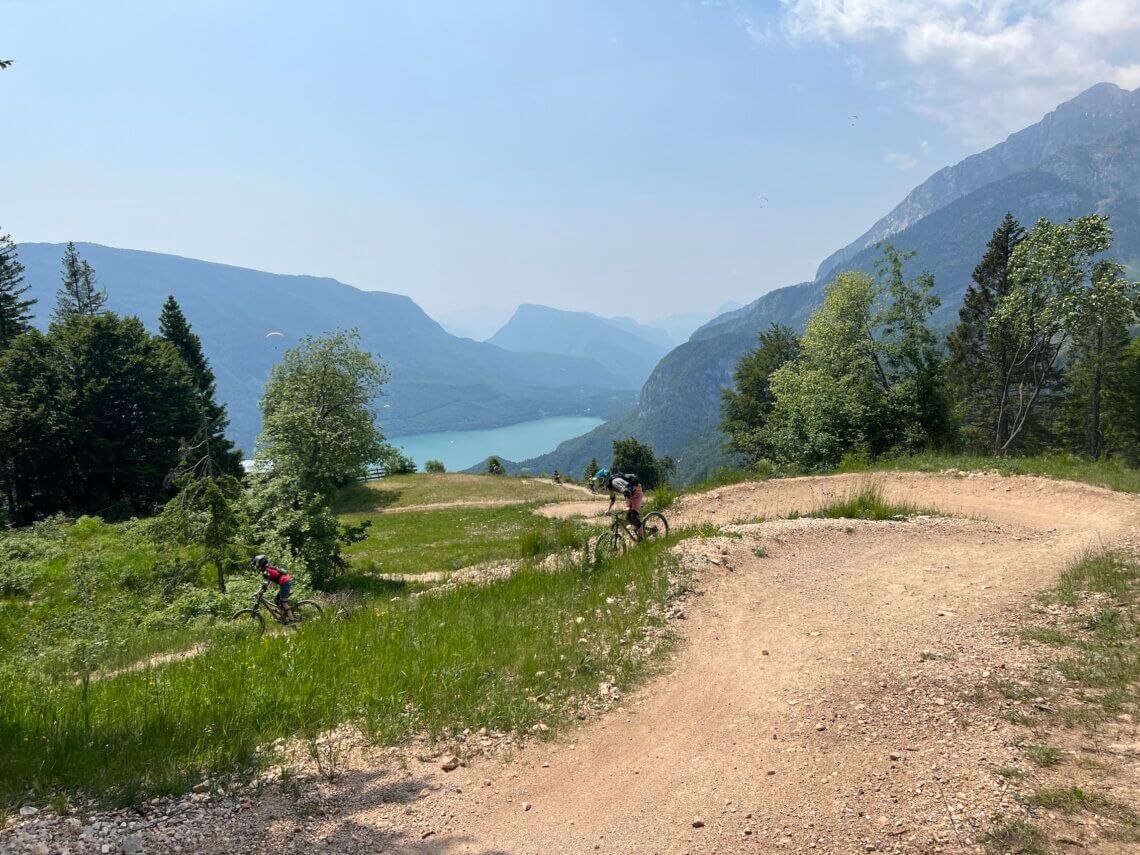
593, 529, 627, 565
290, 600, 323, 625
230, 608, 266, 636
641, 512, 670, 540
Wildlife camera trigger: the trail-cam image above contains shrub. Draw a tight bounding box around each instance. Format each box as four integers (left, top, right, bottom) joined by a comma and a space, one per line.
424, 460, 446, 474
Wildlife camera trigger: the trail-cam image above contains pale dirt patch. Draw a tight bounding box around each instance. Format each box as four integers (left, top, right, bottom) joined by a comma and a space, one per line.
9, 473, 1140, 854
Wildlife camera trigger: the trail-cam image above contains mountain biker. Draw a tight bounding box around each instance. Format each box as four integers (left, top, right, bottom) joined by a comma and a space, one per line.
251, 554, 295, 622
595, 468, 645, 539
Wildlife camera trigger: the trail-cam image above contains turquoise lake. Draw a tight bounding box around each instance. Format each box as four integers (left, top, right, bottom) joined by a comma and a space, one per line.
390, 416, 603, 472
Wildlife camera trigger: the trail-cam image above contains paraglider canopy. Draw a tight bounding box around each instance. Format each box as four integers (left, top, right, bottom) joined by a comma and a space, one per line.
265, 330, 285, 338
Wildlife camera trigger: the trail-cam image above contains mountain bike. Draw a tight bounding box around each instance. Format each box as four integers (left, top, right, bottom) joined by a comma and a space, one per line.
230, 582, 322, 635
593, 509, 669, 564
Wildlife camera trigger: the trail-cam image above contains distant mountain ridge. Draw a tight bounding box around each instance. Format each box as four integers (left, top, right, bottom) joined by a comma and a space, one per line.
486, 304, 673, 385
515, 82, 1140, 482
17, 244, 636, 453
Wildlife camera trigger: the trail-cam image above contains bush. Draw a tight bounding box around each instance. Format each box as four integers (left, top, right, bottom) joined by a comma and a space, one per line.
424, 460, 446, 474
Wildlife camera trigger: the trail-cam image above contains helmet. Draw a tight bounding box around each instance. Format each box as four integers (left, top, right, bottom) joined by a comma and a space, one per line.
251, 554, 269, 570
594, 468, 609, 483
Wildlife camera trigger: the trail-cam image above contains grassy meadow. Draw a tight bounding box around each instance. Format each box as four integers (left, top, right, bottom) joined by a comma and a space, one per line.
0, 472, 675, 809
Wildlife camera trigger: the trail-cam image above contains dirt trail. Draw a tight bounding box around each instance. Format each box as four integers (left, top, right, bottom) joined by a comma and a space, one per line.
12, 474, 1138, 854
316, 473, 1140, 853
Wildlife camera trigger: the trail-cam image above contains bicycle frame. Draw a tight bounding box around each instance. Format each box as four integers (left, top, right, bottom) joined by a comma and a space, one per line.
249, 587, 290, 623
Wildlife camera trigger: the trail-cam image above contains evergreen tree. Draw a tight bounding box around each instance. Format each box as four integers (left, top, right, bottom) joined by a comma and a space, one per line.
611, 437, 664, 489
52, 313, 202, 517
946, 213, 1025, 453
0, 232, 34, 351
584, 457, 599, 482
158, 295, 243, 477
0, 330, 65, 524
720, 324, 800, 465
53, 242, 106, 322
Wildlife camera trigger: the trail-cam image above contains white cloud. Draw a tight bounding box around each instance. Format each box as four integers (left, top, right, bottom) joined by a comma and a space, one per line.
883, 150, 918, 170
774, 0, 1140, 143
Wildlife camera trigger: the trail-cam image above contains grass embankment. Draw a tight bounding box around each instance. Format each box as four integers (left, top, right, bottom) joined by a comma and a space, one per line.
981, 550, 1140, 850
838, 452, 1140, 494
333, 472, 572, 513
0, 516, 265, 683
341, 503, 588, 574
0, 540, 679, 809
801, 482, 936, 520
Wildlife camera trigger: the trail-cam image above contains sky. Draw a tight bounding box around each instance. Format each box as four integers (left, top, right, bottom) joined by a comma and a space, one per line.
5, 0, 1140, 322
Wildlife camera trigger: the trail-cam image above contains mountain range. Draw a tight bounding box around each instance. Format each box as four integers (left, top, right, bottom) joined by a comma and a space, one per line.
17, 244, 638, 453
516, 82, 1140, 482
487, 304, 673, 386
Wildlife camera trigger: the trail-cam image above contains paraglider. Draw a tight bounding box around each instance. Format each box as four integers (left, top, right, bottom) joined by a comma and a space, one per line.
848, 114, 859, 126
265, 331, 285, 339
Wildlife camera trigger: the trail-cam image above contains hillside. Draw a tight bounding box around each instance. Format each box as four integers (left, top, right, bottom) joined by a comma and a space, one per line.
487, 304, 673, 385
17, 244, 637, 451
523, 82, 1140, 482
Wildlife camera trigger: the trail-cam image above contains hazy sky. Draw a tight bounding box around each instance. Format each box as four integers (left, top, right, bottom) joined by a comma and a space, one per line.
6, 1, 1140, 321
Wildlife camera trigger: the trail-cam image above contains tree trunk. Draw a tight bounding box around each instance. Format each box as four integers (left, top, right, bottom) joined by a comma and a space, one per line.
215, 558, 226, 593
1089, 324, 1105, 459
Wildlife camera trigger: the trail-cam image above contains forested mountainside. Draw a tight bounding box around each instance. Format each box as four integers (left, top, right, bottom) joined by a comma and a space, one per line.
517, 83, 1140, 482
18, 244, 636, 452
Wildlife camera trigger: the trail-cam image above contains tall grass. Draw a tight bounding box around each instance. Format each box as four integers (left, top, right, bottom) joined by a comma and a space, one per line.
0, 540, 678, 808
804, 483, 935, 520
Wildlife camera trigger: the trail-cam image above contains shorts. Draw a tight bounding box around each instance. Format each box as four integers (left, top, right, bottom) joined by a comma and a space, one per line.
628, 485, 644, 513
275, 580, 293, 602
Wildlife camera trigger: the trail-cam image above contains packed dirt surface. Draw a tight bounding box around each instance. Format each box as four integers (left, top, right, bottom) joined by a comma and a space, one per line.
7, 473, 1139, 854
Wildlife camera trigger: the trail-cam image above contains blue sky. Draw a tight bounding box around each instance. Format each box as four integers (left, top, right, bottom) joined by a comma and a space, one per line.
5, 1, 1139, 321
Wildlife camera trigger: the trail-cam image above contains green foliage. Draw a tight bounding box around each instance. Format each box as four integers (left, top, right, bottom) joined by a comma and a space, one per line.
720, 324, 800, 465
241, 469, 352, 589
947, 213, 1027, 453
1, 313, 202, 523
1105, 336, 1140, 463
991, 214, 1127, 452
256, 329, 389, 496
381, 446, 417, 474
0, 231, 33, 352
0, 538, 677, 806
584, 457, 600, 482
761, 251, 954, 470
424, 459, 446, 473
156, 472, 244, 593
52, 242, 106, 322
611, 437, 669, 489
159, 296, 243, 477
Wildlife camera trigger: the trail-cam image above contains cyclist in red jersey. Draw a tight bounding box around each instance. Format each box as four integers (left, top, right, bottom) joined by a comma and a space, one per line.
251, 554, 295, 621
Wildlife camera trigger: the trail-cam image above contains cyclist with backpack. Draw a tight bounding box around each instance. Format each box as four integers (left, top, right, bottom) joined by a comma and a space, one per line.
595, 468, 645, 539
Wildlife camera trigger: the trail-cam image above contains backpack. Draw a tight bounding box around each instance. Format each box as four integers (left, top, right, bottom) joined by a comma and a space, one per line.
621, 473, 640, 491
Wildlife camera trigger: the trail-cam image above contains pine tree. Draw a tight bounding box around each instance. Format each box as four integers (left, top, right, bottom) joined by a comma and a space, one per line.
158, 295, 244, 477
946, 213, 1025, 453
0, 231, 34, 351
53, 242, 106, 322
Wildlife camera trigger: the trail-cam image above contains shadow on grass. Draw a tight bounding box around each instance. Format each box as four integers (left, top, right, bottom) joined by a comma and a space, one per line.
332, 482, 402, 515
